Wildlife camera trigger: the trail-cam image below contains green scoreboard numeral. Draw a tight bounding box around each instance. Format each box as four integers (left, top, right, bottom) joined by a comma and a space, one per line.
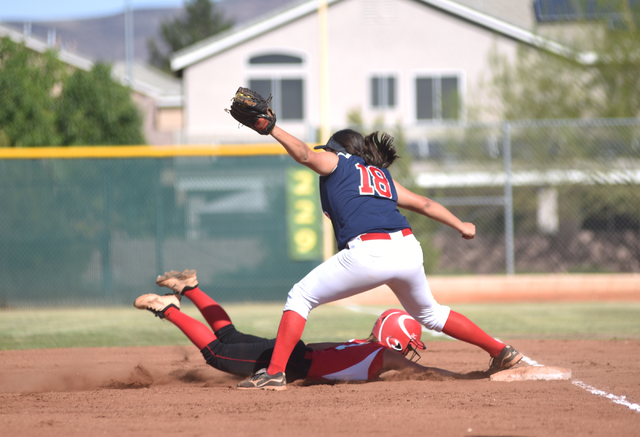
286, 168, 323, 260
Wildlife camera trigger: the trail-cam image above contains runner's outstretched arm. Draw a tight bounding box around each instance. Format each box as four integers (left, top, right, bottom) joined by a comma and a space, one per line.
380, 349, 458, 378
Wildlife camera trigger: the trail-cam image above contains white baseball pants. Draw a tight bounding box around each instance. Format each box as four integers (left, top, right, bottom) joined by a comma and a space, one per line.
283, 231, 451, 331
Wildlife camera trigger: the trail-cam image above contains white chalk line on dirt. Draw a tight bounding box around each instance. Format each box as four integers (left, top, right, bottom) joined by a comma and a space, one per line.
344, 305, 640, 413
571, 380, 640, 413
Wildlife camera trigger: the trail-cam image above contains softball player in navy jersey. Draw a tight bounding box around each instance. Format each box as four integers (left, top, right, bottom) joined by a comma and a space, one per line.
134, 271, 457, 388
236, 124, 522, 390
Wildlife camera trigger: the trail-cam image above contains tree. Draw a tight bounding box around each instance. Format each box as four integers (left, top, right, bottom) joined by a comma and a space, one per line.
0, 37, 65, 147
148, 0, 234, 73
56, 63, 145, 145
487, 46, 591, 120
585, 1, 640, 118
0, 38, 146, 147
487, 1, 640, 120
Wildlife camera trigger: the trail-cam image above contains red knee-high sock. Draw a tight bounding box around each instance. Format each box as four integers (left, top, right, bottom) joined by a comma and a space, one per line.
182, 287, 232, 332
266, 310, 306, 375
442, 310, 505, 357
164, 307, 216, 350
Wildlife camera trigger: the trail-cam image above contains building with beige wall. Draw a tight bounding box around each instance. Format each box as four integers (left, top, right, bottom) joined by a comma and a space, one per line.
170, 0, 576, 145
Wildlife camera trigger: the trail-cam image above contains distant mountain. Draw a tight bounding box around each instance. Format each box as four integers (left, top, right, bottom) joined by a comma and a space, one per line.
1, 0, 300, 64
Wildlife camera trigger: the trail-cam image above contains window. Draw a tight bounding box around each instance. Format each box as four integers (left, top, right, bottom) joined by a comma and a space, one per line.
533, 0, 636, 23
415, 75, 460, 121
248, 52, 305, 121
249, 79, 304, 120
371, 75, 396, 109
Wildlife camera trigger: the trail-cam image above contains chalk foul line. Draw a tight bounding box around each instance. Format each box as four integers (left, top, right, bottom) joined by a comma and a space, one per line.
571, 380, 640, 413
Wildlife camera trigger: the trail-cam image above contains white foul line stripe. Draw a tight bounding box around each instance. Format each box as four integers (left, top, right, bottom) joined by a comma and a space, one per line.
571, 380, 640, 413
519, 355, 544, 367
344, 308, 640, 413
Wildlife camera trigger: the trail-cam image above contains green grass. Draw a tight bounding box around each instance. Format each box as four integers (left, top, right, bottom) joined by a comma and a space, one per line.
1, 302, 639, 350
444, 302, 640, 340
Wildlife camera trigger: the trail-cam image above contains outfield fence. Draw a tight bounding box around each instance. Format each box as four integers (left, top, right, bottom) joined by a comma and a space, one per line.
404, 118, 640, 277
1, 118, 639, 307
0, 145, 322, 307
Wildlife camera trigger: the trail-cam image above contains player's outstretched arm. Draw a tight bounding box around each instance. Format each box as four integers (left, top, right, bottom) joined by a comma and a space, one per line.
380, 349, 458, 378
270, 126, 338, 176
395, 181, 476, 240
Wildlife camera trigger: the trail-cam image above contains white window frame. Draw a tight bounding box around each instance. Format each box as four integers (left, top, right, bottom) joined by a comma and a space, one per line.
411, 70, 465, 124
245, 50, 308, 122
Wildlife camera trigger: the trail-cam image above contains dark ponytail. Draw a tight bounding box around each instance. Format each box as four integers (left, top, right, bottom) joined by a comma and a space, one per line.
331, 129, 399, 168
362, 131, 399, 168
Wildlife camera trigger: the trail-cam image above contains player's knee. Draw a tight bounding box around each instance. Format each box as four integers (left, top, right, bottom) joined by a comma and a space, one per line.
282, 284, 314, 320
415, 304, 450, 332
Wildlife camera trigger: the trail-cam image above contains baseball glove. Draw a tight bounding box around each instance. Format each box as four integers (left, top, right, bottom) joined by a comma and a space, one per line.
225, 87, 277, 135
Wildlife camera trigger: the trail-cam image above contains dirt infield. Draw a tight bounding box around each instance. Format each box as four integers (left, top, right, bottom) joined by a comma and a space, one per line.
1, 339, 639, 437
2, 275, 639, 436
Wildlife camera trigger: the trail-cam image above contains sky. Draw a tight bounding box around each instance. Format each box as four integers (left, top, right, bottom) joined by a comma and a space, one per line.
0, 0, 189, 22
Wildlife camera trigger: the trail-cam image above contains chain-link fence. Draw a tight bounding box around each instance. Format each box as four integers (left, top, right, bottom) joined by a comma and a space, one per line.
1, 118, 638, 307
0, 152, 322, 307
404, 118, 640, 276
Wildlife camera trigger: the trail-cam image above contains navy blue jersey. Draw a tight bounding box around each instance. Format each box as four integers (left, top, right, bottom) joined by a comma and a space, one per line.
319, 153, 411, 250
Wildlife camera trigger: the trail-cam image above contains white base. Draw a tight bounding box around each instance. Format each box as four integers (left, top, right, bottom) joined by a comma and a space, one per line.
490, 366, 572, 382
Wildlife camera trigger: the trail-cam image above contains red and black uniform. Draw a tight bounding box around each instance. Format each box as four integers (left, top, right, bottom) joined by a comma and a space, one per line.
200, 325, 385, 383
306, 340, 386, 381
200, 324, 312, 383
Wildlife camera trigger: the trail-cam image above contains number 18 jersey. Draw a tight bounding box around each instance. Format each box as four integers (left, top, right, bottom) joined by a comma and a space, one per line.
319, 153, 410, 250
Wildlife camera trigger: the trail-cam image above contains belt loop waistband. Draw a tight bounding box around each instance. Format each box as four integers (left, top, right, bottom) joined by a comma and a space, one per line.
359, 228, 412, 242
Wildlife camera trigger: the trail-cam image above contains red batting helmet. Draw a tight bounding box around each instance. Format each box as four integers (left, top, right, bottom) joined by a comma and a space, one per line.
372, 309, 426, 361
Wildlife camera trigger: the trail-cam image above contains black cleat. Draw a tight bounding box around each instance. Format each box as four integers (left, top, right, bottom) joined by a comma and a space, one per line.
237, 368, 287, 391
488, 345, 523, 374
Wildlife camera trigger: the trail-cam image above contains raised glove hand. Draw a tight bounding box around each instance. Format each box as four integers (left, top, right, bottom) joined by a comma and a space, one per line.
225, 87, 277, 135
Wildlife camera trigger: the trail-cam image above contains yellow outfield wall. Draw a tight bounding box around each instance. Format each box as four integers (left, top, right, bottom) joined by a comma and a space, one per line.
0, 144, 291, 159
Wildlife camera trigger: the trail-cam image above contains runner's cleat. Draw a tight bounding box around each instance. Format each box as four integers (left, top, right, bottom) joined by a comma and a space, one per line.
156, 269, 198, 295
134, 293, 180, 319
237, 368, 287, 391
